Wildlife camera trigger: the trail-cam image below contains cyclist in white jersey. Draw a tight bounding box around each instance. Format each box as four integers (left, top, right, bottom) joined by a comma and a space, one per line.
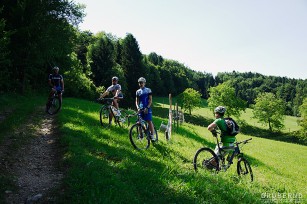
100, 76, 123, 115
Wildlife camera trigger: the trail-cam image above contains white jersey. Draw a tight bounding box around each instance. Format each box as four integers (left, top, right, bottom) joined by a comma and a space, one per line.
107, 84, 122, 96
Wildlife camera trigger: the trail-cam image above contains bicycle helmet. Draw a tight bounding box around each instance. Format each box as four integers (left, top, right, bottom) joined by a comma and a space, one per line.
214, 106, 226, 114
138, 77, 146, 83
53, 66, 59, 70
112, 76, 119, 81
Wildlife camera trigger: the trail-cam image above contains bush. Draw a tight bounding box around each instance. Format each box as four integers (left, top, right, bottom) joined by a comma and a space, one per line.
64, 54, 102, 100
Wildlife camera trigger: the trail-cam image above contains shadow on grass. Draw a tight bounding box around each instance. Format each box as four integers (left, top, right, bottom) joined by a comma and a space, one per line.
57, 100, 264, 204
240, 123, 306, 146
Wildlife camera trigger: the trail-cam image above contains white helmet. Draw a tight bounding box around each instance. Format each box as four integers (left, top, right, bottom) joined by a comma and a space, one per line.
53, 66, 59, 70
112, 76, 119, 81
214, 106, 226, 114
138, 77, 146, 83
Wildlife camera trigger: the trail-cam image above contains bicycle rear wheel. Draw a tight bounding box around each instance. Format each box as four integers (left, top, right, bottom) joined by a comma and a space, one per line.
237, 157, 253, 182
129, 124, 150, 150
100, 106, 110, 127
47, 96, 61, 115
193, 147, 220, 172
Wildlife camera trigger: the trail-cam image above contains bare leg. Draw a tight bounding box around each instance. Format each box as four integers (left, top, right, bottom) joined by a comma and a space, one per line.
46, 90, 56, 105
148, 120, 154, 136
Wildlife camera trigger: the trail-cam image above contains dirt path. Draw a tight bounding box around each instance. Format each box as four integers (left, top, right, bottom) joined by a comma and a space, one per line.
1, 107, 63, 203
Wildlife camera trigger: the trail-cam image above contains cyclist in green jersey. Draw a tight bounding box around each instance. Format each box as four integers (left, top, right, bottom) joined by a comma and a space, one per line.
207, 106, 236, 159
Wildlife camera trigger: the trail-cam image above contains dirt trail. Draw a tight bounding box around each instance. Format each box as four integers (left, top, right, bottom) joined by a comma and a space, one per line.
1, 107, 63, 203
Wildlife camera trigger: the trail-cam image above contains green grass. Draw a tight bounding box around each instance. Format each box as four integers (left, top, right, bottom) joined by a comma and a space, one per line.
0, 95, 306, 203
56, 97, 306, 203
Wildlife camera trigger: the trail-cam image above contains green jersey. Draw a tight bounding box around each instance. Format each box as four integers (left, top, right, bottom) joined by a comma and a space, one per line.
214, 118, 236, 143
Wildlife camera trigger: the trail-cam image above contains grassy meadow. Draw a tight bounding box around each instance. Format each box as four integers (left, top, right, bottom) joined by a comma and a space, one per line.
56, 97, 306, 203
0, 95, 306, 203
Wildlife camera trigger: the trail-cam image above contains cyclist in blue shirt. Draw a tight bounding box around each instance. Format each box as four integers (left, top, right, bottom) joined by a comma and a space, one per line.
46, 66, 64, 110
135, 77, 155, 141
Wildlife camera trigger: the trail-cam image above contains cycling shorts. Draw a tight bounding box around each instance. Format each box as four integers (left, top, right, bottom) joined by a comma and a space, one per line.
141, 108, 152, 121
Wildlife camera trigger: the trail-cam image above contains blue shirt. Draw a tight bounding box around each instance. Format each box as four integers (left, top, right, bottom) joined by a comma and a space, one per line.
136, 87, 152, 108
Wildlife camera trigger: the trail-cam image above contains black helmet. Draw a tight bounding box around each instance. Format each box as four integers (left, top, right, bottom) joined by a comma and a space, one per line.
214, 106, 226, 114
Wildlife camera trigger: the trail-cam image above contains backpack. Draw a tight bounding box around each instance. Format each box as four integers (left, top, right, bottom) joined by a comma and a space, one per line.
224, 118, 240, 136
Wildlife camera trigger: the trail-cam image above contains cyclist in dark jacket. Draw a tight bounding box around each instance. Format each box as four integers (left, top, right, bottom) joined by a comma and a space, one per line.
46, 66, 64, 111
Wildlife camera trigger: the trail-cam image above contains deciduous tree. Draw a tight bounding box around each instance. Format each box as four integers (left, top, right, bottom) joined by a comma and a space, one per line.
208, 82, 246, 117
178, 88, 202, 115
252, 92, 286, 131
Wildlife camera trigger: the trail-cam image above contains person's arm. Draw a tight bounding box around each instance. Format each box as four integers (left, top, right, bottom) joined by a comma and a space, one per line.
48, 79, 53, 88
100, 91, 109, 98
135, 96, 140, 110
61, 79, 64, 91
207, 122, 217, 131
48, 74, 53, 88
147, 95, 152, 109
114, 89, 122, 99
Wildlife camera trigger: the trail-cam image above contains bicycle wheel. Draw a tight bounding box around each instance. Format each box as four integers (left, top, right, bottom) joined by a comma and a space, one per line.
193, 147, 220, 172
117, 110, 130, 128
237, 157, 253, 182
100, 106, 110, 127
151, 126, 158, 142
47, 96, 61, 115
129, 124, 150, 150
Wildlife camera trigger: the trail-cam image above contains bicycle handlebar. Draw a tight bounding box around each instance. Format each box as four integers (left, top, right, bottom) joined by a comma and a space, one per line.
96, 97, 120, 104
211, 129, 220, 137
236, 138, 252, 145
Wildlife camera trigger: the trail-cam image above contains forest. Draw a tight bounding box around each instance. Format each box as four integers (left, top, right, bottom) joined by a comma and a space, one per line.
0, 0, 306, 116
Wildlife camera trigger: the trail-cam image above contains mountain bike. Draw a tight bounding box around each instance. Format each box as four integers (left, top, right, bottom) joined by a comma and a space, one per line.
98, 97, 130, 128
129, 109, 158, 150
193, 130, 253, 182
46, 91, 63, 115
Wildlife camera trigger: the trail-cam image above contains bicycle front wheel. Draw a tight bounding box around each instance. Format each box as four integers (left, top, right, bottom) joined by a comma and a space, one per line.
100, 106, 110, 127
129, 124, 150, 150
193, 147, 219, 172
47, 96, 61, 115
237, 157, 253, 182
151, 126, 158, 142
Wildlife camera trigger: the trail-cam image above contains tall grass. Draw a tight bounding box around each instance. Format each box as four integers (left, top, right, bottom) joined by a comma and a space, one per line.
56, 98, 306, 203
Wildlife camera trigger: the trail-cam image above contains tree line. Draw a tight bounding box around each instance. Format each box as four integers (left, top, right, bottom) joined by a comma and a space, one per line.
1, 0, 306, 115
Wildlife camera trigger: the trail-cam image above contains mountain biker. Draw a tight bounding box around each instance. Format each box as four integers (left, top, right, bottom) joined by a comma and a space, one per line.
46, 66, 64, 111
100, 76, 122, 115
207, 106, 236, 162
135, 77, 155, 141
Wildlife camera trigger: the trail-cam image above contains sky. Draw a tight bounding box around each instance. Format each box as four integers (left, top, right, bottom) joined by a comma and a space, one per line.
75, 0, 307, 79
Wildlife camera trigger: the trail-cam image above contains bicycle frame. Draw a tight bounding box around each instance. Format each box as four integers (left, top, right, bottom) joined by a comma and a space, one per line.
214, 131, 252, 166
98, 97, 132, 128
193, 131, 253, 181
129, 109, 158, 150
134, 111, 149, 135
46, 91, 62, 115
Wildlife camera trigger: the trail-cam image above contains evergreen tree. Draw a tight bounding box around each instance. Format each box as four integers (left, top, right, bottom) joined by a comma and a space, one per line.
121, 33, 144, 104
88, 32, 117, 87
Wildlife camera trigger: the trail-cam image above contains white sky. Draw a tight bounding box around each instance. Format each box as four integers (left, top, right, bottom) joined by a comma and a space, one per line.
75, 0, 307, 79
